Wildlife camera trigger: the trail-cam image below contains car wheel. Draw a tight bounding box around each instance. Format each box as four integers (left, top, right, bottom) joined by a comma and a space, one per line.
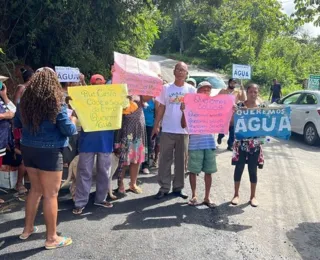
303, 123, 319, 146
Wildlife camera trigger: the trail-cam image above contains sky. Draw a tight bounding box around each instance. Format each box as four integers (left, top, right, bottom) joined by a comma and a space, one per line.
280, 0, 320, 36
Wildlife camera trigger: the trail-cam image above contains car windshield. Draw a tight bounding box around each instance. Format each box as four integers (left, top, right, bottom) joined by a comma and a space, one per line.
190, 76, 226, 89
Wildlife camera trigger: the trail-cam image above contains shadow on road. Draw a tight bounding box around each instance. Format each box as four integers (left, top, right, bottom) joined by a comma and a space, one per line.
112, 201, 252, 233
0, 246, 44, 259
286, 222, 320, 260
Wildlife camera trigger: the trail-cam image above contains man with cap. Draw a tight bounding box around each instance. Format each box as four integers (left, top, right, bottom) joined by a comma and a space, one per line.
73, 74, 114, 214
186, 78, 196, 87
217, 78, 246, 151
181, 81, 218, 207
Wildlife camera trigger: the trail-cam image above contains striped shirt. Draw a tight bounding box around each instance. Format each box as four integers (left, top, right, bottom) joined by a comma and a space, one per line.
188, 134, 216, 151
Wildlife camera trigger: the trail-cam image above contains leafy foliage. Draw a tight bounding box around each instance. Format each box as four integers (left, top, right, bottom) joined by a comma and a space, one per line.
153, 0, 320, 96
0, 0, 161, 78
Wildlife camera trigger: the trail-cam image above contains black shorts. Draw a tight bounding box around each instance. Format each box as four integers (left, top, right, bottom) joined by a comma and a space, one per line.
21, 145, 63, 171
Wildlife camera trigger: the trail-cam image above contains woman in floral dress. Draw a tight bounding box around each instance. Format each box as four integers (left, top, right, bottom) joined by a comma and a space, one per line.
114, 95, 151, 194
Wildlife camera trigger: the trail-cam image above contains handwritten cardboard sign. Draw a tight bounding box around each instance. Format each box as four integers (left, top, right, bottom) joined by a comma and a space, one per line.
234, 107, 291, 140
112, 52, 163, 96
184, 94, 235, 134
68, 84, 128, 132
55, 66, 80, 82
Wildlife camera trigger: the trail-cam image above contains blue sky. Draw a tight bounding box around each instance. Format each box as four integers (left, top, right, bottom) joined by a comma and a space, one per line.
280, 0, 320, 36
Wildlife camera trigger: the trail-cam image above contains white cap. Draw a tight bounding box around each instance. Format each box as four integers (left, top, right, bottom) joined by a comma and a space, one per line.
0, 75, 8, 82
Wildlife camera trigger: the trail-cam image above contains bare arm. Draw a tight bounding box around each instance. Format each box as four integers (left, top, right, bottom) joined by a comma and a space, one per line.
180, 102, 187, 128
238, 89, 246, 102
154, 104, 165, 129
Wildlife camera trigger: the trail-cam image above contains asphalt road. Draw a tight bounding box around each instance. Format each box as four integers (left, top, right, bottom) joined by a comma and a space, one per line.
0, 56, 320, 260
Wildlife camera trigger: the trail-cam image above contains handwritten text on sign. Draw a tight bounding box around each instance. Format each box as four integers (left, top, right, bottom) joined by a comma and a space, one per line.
234, 107, 291, 140
184, 94, 235, 134
232, 64, 252, 80
112, 52, 163, 96
55, 66, 80, 82
68, 84, 128, 132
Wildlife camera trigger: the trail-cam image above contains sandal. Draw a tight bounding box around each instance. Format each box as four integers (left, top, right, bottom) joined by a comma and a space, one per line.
45, 237, 72, 250
129, 185, 142, 194
203, 200, 217, 208
188, 197, 198, 206
19, 226, 39, 240
94, 201, 113, 208
72, 207, 85, 215
15, 184, 28, 194
108, 192, 118, 200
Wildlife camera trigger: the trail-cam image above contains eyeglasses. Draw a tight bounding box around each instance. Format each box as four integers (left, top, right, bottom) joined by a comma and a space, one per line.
36, 67, 55, 73
175, 68, 188, 73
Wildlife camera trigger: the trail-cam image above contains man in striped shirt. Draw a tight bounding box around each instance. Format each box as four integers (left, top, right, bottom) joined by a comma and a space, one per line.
181, 81, 217, 208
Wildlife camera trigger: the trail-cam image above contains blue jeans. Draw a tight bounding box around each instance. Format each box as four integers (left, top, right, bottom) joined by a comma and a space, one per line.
218, 125, 235, 148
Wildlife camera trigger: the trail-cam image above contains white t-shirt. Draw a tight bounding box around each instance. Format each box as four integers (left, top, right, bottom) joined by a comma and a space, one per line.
156, 82, 196, 134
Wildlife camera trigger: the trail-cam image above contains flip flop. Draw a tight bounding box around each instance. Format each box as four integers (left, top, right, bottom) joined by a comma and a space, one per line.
15, 184, 28, 194
94, 201, 113, 208
203, 201, 217, 208
45, 237, 72, 250
129, 185, 142, 194
19, 226, 39, 240
72, 207, 85, 215
188, 197, 198, 206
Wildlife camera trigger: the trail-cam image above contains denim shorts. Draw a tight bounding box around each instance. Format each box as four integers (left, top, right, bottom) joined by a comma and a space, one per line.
188, 149, 217, 174
21, 145, 63, 171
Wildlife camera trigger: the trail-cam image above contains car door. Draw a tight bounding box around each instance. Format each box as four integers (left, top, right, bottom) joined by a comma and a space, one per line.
294, 93, 319, 134
279, 92, 303, 133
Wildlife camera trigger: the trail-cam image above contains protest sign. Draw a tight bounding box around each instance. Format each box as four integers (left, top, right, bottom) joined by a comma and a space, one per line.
68, 84, 128, 132
232, 64, 252, 80
234, 107, 291, 140
308, 75, 320, 90
112, 52, 163, 96
183, 94, 235, 134
55, 66, 80, 83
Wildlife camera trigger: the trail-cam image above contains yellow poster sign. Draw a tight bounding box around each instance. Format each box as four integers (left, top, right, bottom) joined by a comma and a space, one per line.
68, 84, 128, 132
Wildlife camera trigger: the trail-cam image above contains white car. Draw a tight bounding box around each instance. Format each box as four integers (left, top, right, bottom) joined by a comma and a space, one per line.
278, 90, 320, 145
188, 71, 227, 96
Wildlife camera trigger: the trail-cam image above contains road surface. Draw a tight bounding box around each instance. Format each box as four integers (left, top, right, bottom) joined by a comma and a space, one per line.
0, 56, 320, 260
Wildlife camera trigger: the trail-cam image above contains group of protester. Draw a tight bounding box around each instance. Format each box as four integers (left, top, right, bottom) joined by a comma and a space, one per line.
0, 61, 267, 249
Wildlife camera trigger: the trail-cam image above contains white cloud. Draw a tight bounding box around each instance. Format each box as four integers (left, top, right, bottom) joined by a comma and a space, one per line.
280, 0, 320, 36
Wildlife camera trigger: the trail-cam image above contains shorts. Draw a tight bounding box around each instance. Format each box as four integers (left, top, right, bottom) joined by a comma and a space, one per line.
2, 149, 22, 167
188, 149, 217, 174
21, 145, 63, 171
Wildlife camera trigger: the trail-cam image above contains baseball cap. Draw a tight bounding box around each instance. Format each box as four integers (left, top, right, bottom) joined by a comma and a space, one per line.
228, 78, 237, 83
197, 81, 212, 89
186, 78, 196, 86
0, 75, 9, 82
90, 74, 106, 84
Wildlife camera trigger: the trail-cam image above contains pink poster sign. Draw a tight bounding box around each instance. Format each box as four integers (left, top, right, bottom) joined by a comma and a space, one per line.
112, 52, 163, 96
184, 94, 235, 134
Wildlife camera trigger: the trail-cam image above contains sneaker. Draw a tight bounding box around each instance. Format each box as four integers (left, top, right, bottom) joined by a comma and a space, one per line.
142, 168, 150, 174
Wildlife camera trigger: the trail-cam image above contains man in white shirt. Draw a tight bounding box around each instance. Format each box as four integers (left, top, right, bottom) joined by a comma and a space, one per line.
152, 62, 196, 199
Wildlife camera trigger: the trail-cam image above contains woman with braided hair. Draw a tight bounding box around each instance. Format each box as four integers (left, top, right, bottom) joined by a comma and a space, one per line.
14, 67, 77, 249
